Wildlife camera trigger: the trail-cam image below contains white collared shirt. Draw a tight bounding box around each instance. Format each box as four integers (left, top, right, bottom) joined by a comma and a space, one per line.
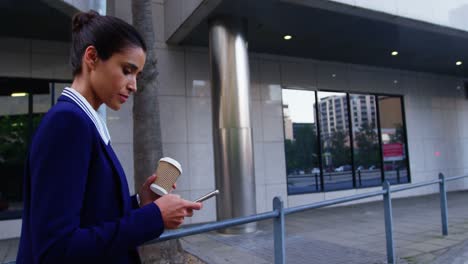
62, 87, 111, 145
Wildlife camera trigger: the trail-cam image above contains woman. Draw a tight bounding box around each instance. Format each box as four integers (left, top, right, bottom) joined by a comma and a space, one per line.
16, 10, 202, 264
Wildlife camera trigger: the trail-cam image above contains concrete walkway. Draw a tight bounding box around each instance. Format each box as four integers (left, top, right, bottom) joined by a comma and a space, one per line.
0, 238, 18, 264
181, 191, 468, 264
2, 191, 468, 263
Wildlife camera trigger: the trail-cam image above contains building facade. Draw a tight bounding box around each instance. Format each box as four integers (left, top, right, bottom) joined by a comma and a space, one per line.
1, 0, 468, 239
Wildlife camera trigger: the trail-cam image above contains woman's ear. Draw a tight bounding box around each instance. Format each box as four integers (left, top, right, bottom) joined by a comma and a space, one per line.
83, 46, 99, 71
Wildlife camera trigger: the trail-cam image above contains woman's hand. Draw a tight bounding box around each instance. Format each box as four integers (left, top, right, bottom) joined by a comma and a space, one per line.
155, 194, 203, 229
138, 174, 177, 207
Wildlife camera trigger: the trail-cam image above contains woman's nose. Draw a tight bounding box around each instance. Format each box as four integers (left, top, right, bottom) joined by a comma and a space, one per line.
128, 77, 137, 93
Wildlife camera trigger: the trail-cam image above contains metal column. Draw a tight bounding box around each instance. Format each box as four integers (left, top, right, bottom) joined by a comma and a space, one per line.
209, 17, 256, 234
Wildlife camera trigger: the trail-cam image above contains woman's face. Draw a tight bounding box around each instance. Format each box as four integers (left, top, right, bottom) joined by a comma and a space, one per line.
90, 46, 146, 110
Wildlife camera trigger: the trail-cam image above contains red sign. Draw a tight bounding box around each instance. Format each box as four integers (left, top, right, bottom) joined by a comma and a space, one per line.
383, 143, 404, 161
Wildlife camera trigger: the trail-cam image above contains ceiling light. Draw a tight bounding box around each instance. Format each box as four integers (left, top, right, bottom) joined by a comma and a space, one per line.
456, 61, 462, 66
11, 92, 28, 97
332, 74, 336, 78
391, 51, 398, 56
283, 35, 292, 40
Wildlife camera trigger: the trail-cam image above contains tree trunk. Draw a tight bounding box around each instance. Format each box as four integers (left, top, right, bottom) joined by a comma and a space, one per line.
131, 1, 199, 263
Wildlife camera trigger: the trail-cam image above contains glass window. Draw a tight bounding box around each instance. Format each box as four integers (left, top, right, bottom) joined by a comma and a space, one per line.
0, 80, 30, 219
318, 92, 353, 191
350, 94, 382, 188
378, 96, 410, 184
0, 78, 71, 220
282, 89, 410, 195
282, 89, 321, 194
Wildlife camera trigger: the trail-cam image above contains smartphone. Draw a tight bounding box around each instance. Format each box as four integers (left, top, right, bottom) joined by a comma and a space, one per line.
194, 189, 220, 203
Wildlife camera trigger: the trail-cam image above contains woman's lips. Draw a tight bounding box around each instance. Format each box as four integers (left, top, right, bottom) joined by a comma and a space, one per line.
119, 94, 128, 103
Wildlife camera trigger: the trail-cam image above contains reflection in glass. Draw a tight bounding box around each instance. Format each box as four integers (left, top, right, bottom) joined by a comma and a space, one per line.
350, 94, 382, 187
378, 96, 409, 184
0, 81, 30, 218
282, 90, 410, 194
0, 78, 62, 219
318, 91, 353, 191
282, 89, 321, 194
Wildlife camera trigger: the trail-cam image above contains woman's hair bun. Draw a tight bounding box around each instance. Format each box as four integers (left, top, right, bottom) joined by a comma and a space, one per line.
70, 10, 146, 77
72, 10, 99, 32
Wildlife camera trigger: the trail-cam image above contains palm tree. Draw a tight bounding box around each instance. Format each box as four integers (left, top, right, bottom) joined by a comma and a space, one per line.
131, 1, 203, 263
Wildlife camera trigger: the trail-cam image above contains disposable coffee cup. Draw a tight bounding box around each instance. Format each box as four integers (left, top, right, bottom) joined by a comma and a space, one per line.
150, 157, 182, 196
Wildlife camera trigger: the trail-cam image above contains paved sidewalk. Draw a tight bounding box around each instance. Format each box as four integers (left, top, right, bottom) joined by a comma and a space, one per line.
181, 191, 468, 264
2, 191, 468, 263
0, 238, 18, 264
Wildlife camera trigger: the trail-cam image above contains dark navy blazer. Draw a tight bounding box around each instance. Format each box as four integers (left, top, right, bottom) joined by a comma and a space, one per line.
16, 95, 164, 264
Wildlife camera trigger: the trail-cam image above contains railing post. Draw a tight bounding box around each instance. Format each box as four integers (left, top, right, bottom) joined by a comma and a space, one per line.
273, 196, 286, 264
315, 173, 319, 191
383, 181, 395, 264
358, 170, 362, 187
439, 173, 449, 236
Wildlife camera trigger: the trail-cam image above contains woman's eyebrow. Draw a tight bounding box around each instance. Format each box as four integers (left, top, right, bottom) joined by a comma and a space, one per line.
126, 63, 138, 71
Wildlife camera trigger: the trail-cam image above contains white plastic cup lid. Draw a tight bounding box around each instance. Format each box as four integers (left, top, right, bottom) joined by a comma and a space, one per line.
150, 183, 169, 196
159, 157, 183, 174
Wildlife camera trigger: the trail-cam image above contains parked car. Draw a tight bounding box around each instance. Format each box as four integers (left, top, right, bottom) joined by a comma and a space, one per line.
368, 165, 377, 171
335, 165, 352, 172
356, 165, 365, 171
311, 168, 320, 174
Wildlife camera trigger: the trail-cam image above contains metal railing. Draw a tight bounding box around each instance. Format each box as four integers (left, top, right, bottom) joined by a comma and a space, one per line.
145, 173, 468, 264
5, 173, 467, 264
